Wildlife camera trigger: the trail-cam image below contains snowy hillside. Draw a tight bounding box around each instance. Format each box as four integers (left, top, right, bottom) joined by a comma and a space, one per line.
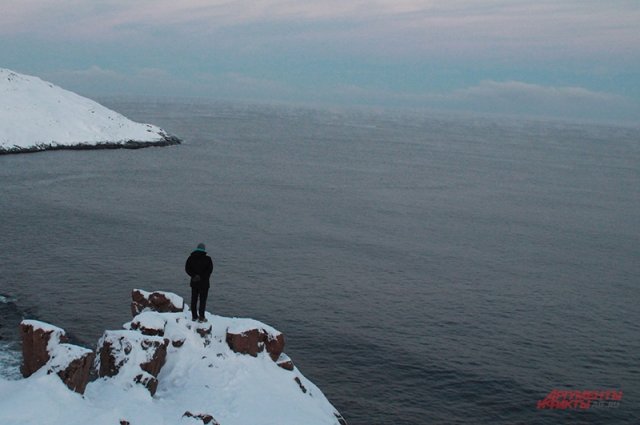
0, 68, 180, 154
0, 289, 347, 425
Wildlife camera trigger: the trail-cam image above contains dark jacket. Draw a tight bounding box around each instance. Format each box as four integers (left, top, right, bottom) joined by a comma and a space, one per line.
185, 250, 213, 288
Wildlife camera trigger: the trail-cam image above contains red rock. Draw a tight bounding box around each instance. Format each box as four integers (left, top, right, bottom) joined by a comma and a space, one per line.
19, 320, 68, 377
226, 328, 263, 357
97, 339, 122, 378
54, 348, 95, 394
225, 326, 285, 361
265, 333, 285, 361
172, 338, 186, 348
97, 330, 169, 396
195, 323, 212, 338
130, 312, 167, 337
131, 289, 184, 316
276, 354, 294, 371
134, 372, 159, 395
183, 411, 221, 425
277, 360, 294, 371
140, 338, 170, 377
20, 320, 94, 394
131, 324, 164, 336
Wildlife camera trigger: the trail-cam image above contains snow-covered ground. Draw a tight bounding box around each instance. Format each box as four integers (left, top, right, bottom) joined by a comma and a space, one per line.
0, 68, 179, 153
0, 308, 345, 425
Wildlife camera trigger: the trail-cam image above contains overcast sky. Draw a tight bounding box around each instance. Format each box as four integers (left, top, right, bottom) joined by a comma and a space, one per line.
1, 0, 639, 123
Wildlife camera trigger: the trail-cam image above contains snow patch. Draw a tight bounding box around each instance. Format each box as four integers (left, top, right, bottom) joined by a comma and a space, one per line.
0, 68, 179, 153
226, 317, 281, 337
97, 331, 164, 370
1, 308, 344, 425
47, 343, 93, 372
21, 320, 66, 337
131, 311, 167, 331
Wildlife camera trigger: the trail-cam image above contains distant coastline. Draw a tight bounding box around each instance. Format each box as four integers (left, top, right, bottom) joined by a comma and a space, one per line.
0, 68, 181, 155
0, 134, 181, 155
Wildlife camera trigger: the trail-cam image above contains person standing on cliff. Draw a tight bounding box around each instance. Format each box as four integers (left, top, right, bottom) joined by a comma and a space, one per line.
185, 243, 214, 322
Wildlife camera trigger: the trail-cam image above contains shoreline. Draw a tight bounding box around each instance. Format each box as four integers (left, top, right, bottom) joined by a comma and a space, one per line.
0, 134, 181, 155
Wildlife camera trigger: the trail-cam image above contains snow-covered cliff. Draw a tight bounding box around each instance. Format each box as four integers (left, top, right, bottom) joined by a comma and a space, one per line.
0, 68, 180, 154
0, 289, 347, 425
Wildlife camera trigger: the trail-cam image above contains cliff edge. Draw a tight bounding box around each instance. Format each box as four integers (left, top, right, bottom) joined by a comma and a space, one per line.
0, 289, 347, 425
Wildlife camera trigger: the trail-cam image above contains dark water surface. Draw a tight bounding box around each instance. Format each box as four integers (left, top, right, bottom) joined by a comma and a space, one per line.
1, 101, 639, 424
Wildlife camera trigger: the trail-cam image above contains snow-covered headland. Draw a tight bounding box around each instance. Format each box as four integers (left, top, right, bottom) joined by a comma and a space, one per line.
0, 289, 347, 425
0, 68, 180, 154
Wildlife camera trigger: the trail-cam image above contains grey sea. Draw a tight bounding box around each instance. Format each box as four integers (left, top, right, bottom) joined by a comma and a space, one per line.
1, 100, 638, 424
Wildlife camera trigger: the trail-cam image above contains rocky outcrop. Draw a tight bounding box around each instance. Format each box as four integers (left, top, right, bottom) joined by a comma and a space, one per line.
226, 328, 260, 357
294, 376, 307, 394
134, 372, 160, 396
131, 289, 184, 316
0, 136, 181, 155
225, 321, 285, 361
49, 344, 95, 394
19, 320, 94, 394
265, 333, 285, 361
16, 289, 347, 425
130, 311, 167, 336
125, 311, 212, 350
96, 330, 169, 396
20, 320, 68, 377
183, 411, 221, 425
140, 338, 169, 377
194, 322, 212, 339
276, 353, 295, 371
334, 412, 349, 425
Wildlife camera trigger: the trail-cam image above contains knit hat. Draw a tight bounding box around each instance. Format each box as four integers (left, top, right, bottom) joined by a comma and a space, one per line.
196, 242, 206, 252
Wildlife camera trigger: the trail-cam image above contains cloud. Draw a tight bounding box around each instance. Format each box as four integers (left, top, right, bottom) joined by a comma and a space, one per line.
59, 65, 125, 81
3, 1, 637, 126
433, 80, 638, 122
38, 67, 640, 123
449, 80, 628, 105
2, 1, 639, 59
44, 66, 296, 101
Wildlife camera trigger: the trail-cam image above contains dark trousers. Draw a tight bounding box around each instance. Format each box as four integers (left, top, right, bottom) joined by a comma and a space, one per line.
190, 285, 209, 319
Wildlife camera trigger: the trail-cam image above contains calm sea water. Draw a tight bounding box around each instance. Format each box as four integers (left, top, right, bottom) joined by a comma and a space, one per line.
1, 100, 639, 424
